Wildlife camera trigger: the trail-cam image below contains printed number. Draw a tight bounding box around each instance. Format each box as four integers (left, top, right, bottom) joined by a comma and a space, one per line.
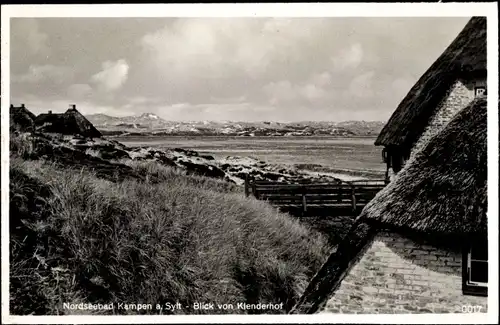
461, 305, 483, 313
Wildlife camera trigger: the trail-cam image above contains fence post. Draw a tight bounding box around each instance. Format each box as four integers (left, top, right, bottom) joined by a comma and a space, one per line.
351, 184, 357, 214
244, 174, 250, 197
302, 185, 307, 217
252, 179, 258, 199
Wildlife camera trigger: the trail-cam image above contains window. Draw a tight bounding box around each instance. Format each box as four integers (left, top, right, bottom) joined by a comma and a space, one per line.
463, 239, 488, 296
382, 148, 388, 163
474, 86, 487, 97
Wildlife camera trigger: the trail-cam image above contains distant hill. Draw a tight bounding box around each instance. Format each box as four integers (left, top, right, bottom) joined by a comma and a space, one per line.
85, 113, 385, 137
86, 113, 167, 129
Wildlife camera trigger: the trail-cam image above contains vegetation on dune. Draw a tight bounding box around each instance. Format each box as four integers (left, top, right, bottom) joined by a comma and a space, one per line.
9, 136, 331, 315
10, 132, 35, 159
121, 159, 242, 195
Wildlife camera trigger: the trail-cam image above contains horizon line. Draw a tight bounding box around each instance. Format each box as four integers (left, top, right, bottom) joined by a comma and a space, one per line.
10, 104, 387, 123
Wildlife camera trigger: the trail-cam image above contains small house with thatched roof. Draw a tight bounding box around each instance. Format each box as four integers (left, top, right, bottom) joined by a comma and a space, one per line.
290, 97, 488, 314
377, 17, 486, 182
10, 104, 36, 132
34, 104, 102, 138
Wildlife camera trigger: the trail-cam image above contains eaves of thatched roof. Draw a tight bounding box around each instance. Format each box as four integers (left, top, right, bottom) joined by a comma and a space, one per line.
375, 17, 486, 149
362, 96, 487, 237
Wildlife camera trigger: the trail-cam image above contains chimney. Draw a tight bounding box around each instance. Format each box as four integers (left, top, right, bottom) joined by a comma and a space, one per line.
48, 110, 52, 115
21, 104, 25, 108
69, 104, 76, 110
10, 104, 13, 108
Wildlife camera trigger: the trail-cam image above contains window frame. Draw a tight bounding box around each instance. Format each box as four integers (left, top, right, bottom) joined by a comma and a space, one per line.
462, 241, 488, 297
474, 86, 487, 97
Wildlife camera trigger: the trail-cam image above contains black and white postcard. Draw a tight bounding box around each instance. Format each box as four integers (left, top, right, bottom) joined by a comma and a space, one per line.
1, 3, 498, 324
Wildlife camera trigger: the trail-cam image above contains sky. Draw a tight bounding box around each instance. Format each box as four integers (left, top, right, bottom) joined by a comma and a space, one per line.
10, 17, 471, 122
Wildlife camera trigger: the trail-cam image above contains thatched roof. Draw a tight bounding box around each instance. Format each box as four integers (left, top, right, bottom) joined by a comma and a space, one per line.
64, 108, 102, 138
290, 97, 488, 315
34, 108, 102, 138
375, 17, 486, 150
35, 113, 63, 125
362, 96, 487, 237
10, 105, 36, 132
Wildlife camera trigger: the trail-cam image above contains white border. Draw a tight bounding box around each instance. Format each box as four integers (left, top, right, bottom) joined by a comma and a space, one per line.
1, 2, 498, 324
0, 3, 497, 17
485, 3, 499, 325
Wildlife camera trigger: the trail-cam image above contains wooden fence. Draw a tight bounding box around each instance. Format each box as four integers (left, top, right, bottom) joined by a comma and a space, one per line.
245, 176, 387, 217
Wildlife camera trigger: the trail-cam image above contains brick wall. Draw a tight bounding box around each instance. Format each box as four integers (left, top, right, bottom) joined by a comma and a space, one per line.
322, 231, 488, 314
408, 79, 480, 162
386, 78, 484, 179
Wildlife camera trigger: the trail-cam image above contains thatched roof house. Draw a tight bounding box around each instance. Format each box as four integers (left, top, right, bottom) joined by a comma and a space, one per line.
34, 105, 102, 138
290, 97, 489, 314
377, 17, 486, 180
10, 104, 36, 132
363, 96, 487, 238
290, 17, 490, 315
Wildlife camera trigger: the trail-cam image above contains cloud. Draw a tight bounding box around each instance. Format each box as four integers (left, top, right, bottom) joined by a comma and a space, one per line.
67, 83, 92, 99
125, 96, 165, 105
263, 71, 333, 105
300, 84, 327, 101
263, 80, 297, 104
348, 71, 376, 97
119, 96, 166, 113
11, 18, 49, 55
12, 65, 74, 83
310, 72, 333, 88
90, 59, 129, 91
9, 17, 472, 122
209, 95, 247, 104
391, 78, 414, 98
332, 43, 364, 70
140, 18, 331, 81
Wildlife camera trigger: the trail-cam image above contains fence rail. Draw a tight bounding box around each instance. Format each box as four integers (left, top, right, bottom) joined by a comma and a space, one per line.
245, 176, 387, 217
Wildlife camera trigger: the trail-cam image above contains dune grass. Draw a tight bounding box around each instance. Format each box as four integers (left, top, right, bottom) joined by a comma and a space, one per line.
121, 159, 242, 194
9, 132, 35, 159
10, 153, 330, 315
